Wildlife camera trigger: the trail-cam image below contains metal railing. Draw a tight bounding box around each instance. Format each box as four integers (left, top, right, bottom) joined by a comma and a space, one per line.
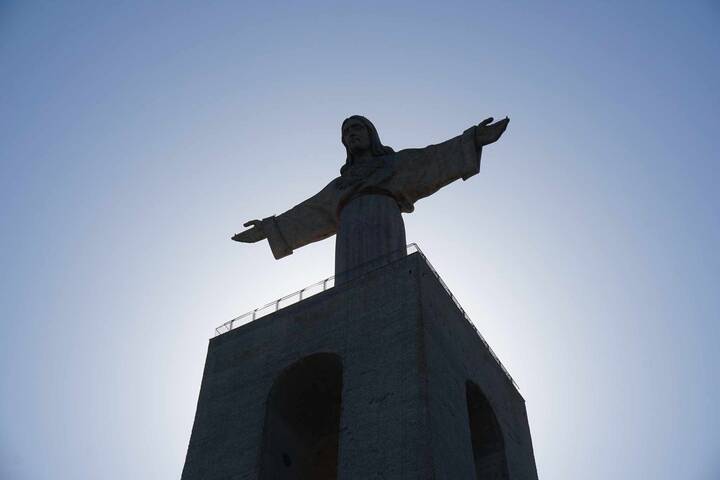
215, 244, 420, 336
214, 243, 517, 389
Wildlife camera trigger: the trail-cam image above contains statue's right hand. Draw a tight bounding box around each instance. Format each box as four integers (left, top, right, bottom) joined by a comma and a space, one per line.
475, 116, 510, 147
231, 219, 267, 243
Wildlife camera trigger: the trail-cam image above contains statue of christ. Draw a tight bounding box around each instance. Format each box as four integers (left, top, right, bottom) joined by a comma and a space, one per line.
232, 115, 509, 278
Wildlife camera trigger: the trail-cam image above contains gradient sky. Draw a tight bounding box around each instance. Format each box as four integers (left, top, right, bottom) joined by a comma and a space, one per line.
1, 1, 719, 479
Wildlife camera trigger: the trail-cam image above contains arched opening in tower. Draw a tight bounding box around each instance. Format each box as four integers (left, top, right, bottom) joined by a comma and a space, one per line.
259, 353, 343, 480
466, 381, 510, 479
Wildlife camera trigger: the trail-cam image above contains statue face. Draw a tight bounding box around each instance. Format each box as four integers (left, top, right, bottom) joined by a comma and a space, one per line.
342, 118, 371, 154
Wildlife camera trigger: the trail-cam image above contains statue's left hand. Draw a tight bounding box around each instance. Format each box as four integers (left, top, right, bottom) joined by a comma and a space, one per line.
475, 117, 510, 147
231, 219, 267, 243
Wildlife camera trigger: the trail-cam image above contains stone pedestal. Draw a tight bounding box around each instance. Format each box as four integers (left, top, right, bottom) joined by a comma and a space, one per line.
182, 252, 538, 479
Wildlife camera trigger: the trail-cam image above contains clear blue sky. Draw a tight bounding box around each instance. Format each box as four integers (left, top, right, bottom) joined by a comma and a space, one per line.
1, 1, 718, 478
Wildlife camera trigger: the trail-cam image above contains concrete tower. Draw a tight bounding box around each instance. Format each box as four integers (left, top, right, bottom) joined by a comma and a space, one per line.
182, 248, 538, 479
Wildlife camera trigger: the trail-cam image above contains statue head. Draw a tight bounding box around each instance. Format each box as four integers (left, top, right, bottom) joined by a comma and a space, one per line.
341, 115, 394, 174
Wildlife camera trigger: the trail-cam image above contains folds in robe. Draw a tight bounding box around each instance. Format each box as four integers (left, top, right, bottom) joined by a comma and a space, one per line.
260, 126, 482, 259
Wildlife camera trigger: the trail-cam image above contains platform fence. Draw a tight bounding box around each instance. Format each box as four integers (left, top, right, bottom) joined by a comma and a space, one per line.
215, 243, 518, 389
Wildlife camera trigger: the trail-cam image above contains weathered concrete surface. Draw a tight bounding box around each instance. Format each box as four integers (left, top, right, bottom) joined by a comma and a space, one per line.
417, 263, 538, 479
182, 252, 537, 479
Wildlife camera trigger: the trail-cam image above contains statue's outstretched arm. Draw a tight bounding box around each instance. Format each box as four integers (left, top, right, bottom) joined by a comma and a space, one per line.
232, 179, 339, 259
391, 116, 509, 208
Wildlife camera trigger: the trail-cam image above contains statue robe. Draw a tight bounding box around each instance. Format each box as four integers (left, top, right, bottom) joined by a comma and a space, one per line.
260, 126, 481, 260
